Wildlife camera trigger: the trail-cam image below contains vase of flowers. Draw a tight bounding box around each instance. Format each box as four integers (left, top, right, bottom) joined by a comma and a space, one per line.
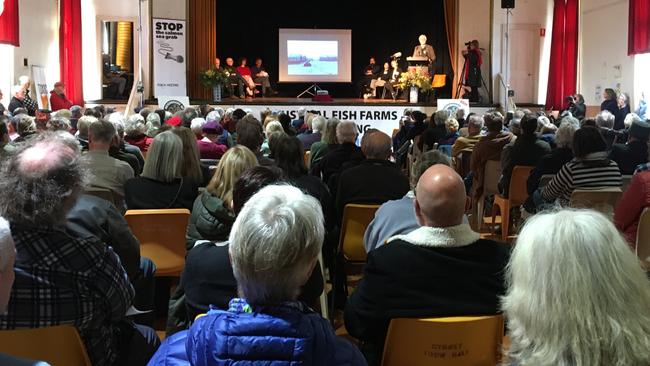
399, 69, 433, 104
200, 68, 228, 102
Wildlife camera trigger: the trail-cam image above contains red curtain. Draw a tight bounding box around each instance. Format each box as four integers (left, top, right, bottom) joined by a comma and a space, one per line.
629, 0, 650, 55
545, 0, 579, 110
60, 0, 84, 105
0, 0, 19, 46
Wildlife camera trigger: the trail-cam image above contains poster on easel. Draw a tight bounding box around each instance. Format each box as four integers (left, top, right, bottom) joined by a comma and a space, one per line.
31, 65, 49, 110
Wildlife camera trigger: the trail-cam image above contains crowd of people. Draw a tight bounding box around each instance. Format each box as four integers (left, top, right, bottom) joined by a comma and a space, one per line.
0, 81, 649, 365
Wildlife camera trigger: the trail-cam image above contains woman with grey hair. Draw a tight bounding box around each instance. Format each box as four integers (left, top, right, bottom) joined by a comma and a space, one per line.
145, 112, 161, 138
503, 209, 650, 365
124, 114, 153, 152
124, 131, 198, 210
309, 117, 340, 165
149, 185, 366, 365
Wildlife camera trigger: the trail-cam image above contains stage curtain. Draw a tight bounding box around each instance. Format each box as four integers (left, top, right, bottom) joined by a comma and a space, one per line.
545, 0, 579, 110
444, 0, 458, 97
0, 0, 19, 46
59, 0, 84, 105
188, 0, 216, 100
629, 0, 650, 55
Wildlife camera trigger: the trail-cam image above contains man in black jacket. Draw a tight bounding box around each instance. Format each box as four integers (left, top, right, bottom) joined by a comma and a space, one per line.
609, 117, 650, 175
345, 164, 510, 366
311, 121, 365, 186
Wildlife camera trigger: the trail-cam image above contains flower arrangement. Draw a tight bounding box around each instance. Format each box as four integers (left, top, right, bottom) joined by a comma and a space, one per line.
199, 68, 228, 88
398, 69, 433, 92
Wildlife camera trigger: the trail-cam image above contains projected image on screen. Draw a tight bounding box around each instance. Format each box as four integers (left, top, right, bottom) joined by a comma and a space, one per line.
287, 40, 338, 76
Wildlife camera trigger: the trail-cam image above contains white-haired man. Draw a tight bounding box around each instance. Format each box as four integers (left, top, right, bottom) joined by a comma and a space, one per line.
412, 34, 436, 68
311, 121, 365, 184
346, 164, 510, 365
451, 114, 484, 157
298, 115, 325, 150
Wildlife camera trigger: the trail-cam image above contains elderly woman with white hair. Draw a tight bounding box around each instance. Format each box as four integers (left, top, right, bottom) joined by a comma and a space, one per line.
299, 115, 326, 150
502, 209, 650, 366
124, 114, 153, 152
149, 185, 366, 365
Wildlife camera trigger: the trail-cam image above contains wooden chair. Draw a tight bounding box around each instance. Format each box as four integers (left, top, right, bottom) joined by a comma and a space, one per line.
0, 325, 92, 366
124, 209, 190, 277
475, 160, 501, 231
569, 187, 623, 217
304, 151, 311, 169
382, 315, 504, 366
317, 252, 329, 320
490, 166, 534, 240
431, 74, 447, 100
454, 150, 472, 178
636, 207, 650, 270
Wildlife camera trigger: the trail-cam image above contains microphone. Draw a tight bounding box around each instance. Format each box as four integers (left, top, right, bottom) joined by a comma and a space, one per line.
164, 53, 184, 63
391, 52, 402, 58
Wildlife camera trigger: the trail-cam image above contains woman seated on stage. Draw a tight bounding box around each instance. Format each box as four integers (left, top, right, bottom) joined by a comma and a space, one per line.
236, 57, 257, 98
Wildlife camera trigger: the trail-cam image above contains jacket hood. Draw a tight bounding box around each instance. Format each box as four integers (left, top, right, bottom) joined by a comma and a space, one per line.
482, 132, 513, 146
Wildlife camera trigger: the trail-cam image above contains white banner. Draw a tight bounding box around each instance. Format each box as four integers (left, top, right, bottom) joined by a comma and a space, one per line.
153, 18, 186, 97
31, 65, 49, 110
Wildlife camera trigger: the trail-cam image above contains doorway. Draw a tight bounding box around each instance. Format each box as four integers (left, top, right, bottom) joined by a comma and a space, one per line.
503, 24, 541, 104
101, 21, 135, 100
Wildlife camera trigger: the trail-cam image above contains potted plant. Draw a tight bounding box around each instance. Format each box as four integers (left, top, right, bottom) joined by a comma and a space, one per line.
200, 68, 228, 102
399, 69, 433, 103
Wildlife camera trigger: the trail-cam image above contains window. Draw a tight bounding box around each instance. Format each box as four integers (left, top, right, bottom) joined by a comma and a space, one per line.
634, 53, 650, 118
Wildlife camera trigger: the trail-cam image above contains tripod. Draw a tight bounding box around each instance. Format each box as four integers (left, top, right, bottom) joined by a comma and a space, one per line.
455, 52, 491, 103
297, 84, 322, 98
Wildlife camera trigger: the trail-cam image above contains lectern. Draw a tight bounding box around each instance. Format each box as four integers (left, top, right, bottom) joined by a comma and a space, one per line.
406, 56, 430, 75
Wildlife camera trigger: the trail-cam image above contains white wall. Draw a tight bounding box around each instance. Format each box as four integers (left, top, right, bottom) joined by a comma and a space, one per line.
457, 0, 491, 102
579, 0, 634, 107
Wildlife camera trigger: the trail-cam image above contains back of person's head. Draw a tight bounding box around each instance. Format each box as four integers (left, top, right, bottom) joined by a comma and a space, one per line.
322, 118, 341, 145
484, 111, 504, 133
154, 109, 166, 124
207, 145, 258, 206
146, 113, 161, 138
595, 110, 615, 129
76, 116, 97, 138
361, 130, 391, 160
70, 105, 83, 118
264, 120, 284, 138
15, 115, 35, 137
232, 166, 283, 214
139, 108, 152, 120
273, 134, 307, 178
278, 113, 293, 133
182, 108, 198, 128
628, 117, 650, 142
199, 104, 214, 118
520, 114, 538, 136
414, 164, 466, 228
142, 131, 183, 183
336, 121, 358, 144
411, 110, 426, 124
12, 108, 28, 117
229, 185, 324, 306
0, 216, 15, 313
190, 117, 207, 137
467, 115, 484, 134
236, 116, 264, 152
88, 119, 116, 146
0, 132, 86, 226
84, 108, 101, 119
433, 110, 450, 127
205, 110, 223, 124
311, 116, 326, 133
171, 127, 203, 183
624, 113, 642, 130
93, 105, 106, 118
561, 115, 580, 129
46, 116, 71, 132
54, 109, 72, 120
555, 120, 579, 149
502, 209, 650, 365
0, 117, 8, 143
444, 118, 459, 135
410, 150, 452, 189
456, 109, 466, 120
125, 114, 146, 137
573, 126, 607, 158
580, 118, 597, 128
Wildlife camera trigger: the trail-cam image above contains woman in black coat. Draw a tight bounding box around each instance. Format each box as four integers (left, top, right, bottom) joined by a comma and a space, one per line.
614, 92, 631, 130
601, 88, 619, 119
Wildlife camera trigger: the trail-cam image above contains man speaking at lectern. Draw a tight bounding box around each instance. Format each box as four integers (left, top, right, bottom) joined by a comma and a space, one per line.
412, 34, 436, 68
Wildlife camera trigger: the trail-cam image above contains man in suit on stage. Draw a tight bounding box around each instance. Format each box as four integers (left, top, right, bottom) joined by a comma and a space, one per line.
412, 34, 436, 71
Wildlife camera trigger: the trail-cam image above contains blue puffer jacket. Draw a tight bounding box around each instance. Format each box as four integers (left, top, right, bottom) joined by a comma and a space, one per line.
148, 300, 367, 366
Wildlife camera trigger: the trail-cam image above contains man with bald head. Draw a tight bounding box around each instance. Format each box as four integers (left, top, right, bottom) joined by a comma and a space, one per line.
345, 164, 510, 365
335, 129, 409, 221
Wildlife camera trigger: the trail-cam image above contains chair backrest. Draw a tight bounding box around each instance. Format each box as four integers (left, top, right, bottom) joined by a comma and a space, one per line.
432, 74, 446, 88
570, 187, 623, 217
0, 325, 92, 366
339, 204, 380, 262
508, 166, 535, 205
303, 151, 311, 169
84, 187, 115, 205
124, 209, 190, 276
484, 160, 502, 196
455, 150, 472, 178
636, 207, 650, 270
538, 174, 555, 188
382, 316, 504, 366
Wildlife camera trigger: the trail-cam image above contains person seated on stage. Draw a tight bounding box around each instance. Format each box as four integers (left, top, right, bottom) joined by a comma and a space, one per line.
236, 58, 257, 98
461, 40, 482, 102
367, 62, 392, 99
250, 58, 277, 97
346, 164, 510, 365
214, 56, 222, 70
360, 57, 381, 98
383, 60, 402, 100
412, 34, 436, 69
49, 81, 73, 112
224, 57, 245, 99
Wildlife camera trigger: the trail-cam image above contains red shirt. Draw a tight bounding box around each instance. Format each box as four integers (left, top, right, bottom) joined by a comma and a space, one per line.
236, 66, 252, 77
50, 90, 73, 111
197, 138, 227, 159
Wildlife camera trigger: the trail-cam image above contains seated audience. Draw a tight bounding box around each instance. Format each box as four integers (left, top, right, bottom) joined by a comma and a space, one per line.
49, 81, 73, 111
451, 114, 483, 157
615, 170, 650, 247
335, 130, 409, 220
108, 120, 142, 176
537, 126, 622, 208
180, 108, 198, 129
421, 110, 450, 151
470, 112, 513, 201
145, 112, 161, 138
261, 120, 284, 156
0, 133, 159, 366
498, 114, 551, 196
11, 114, 36, 144
278, 113, 297, 136
595, 110, 617, 149
364, 150, 452, 253
83, 119, 134, 202
403, 110, 429, 144
309, 117, 340, 165
124, 115, 152, 152
345, 164, 510, 365
299, 115, 325, 150
206, 110, 232, 147
237, 115, 275, 166
608, 116, 650, 175
171, 126, 207, 186
437, 118, 460, 146
124, 131, 198, 210
190, 118, 227, 159
150, 185, 365, 365
75, 115, 95, 150
502, 209, 650, 366
186, 145, 258, 250
0, 119, 10, 156
311, 121, 364, 184
45, 116, 71, 132
615, 92, 632, 130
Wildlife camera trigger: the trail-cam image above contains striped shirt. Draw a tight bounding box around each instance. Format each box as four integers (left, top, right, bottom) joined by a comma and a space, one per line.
542, 153, 622, 206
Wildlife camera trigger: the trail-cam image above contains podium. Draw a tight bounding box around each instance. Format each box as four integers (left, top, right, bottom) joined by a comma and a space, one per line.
406, 56, 430, 75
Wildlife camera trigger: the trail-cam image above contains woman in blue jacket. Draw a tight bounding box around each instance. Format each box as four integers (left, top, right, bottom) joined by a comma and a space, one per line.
148, 184, 366, 366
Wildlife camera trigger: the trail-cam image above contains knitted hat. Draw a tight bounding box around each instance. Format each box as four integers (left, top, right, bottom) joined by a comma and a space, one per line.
629, 119, 650, 141
166, 116, 182, 127
202, 121, 223, 135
